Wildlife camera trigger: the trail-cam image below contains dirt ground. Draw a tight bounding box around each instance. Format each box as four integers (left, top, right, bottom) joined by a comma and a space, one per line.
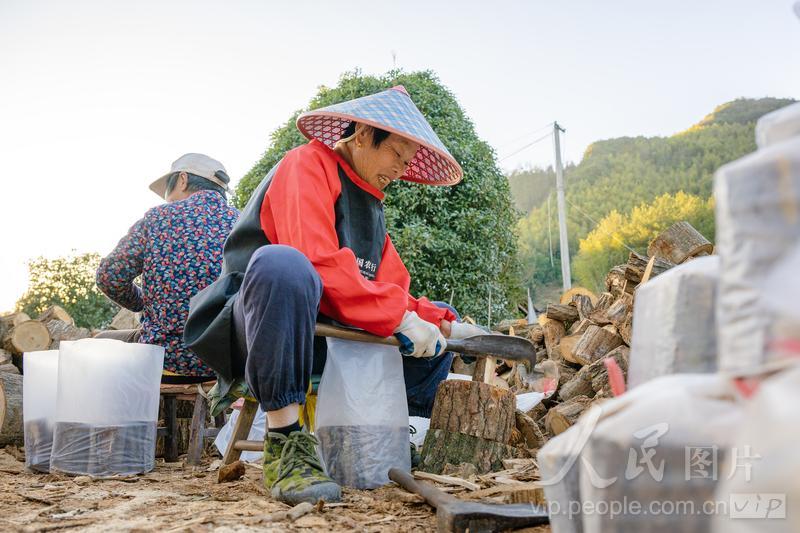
0, 447, 551, 532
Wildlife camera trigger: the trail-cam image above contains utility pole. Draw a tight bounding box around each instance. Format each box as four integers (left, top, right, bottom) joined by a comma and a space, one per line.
553, 122, 571, 291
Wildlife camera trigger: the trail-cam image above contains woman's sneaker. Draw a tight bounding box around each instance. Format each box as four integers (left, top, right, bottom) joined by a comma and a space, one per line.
262, 431, 341, 505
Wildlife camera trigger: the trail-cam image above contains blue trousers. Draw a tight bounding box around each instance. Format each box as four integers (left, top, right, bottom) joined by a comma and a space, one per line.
232, 245, 457, 419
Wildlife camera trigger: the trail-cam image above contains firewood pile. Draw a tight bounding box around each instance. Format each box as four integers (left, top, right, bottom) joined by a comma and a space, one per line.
484, 220, 712, 460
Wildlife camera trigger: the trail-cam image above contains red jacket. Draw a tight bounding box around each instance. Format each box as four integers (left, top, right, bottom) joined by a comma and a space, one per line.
259, 140, 455, 337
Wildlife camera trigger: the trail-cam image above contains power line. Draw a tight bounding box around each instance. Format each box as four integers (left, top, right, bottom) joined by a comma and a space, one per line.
497, 122, 555, 150
499, 131, 553, 162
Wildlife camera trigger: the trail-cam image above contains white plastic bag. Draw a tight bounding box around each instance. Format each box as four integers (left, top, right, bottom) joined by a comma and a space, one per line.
580, 374, 742, 533
755, 101, 800, 149
713, 365, 800, 533
714, 137, 800, 375
23, 349, 60, 472
214, 405, 267, 463
628, 256, 719, 387
50, 339, 164, 476
314, 338, 410, 489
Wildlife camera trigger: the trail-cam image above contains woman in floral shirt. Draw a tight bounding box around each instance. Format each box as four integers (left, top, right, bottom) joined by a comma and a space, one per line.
96, 153, 239, 378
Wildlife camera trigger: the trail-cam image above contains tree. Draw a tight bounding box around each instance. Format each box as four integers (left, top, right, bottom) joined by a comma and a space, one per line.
16, 252, 119, 329
235, 70, 523, 324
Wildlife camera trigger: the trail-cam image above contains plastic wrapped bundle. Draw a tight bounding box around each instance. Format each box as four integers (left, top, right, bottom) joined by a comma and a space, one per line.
713, 365, 800, 533
23, 349, 60, 472
580, 374, 742, 533
315, 338, 410, 489
714, 137, 800, 375
755, 101, 800, 149
628, 256, 719, 388
50, 339, 164, 476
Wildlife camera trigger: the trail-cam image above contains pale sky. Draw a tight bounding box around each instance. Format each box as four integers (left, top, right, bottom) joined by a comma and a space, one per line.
1, 0, 799, 311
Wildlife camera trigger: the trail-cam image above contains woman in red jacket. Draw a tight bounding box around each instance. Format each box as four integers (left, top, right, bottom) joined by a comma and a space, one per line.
185, 86, 483, 504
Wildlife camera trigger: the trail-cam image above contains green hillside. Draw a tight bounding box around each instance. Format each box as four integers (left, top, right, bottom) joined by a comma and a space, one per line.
515, 97, 795, 291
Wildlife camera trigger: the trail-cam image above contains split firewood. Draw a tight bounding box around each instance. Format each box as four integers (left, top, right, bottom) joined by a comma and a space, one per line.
545, 304, 579, 324
605, 295, 632, 328
0, 371, 23, 446
647, 221, 713, 264
545, 395, 593, 435
526, 325, 544, 344
515, 410, 547, 450
535, 348, 547, 364
594, 292, 615, 313
571, 325, 624, 366
558, 366, 595, 401
44, 319, 91, 349
605, 265, 629, 298
568, 317, 594, 336
570, 294, 594, 321
0, 350, 11, 367
555, 333, 583, 365
0, 364, 19, 375
591, 346, 630, 396
559, 287, 598, 307
541, 318, 565, 360
496, 318, 529, 334
37, 305, 74, 325
526, 402, 547, 424
556, 362, 579, 390
624, 251, 674, 285
2, 320, 51, 355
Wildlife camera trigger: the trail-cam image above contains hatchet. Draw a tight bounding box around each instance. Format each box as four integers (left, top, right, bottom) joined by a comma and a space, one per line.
314, 323, 537, 366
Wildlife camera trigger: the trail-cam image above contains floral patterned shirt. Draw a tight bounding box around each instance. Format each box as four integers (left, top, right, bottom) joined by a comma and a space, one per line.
97, 190, 239, 376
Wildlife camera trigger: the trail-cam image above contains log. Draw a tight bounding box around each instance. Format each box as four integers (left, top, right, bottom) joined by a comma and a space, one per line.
428, 380, 516, 443
558, 366, 595, 402
0, 371, 23, 445
38, 305, 74, 325
647, 221, 713, 264
515, 410, 547, 450
556, 362, 578, 390
526, 325, 544, 344
544, 396, 592, 436
0, 349, 11, 366
419, 428, 526, 474
568, 318, 594, 336
0, 364, 20, 375
594, 292, 615, 313
624, 252, 674, 285
571, 294, 594, 321
2, 320, 51, 355
44, 319, 91, 349
559, 287, 598, 307
605, 265, 629, 297
606, 295, 632, 328
541, 318, 566, 360
110, 308, 140, 330
545, 304, 578, 324
496, 318, 528, 334
556, 333, 583, 365
572, 325, 624, 366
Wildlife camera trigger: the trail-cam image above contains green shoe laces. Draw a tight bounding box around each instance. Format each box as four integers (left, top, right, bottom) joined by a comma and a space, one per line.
277, 431, 325, 480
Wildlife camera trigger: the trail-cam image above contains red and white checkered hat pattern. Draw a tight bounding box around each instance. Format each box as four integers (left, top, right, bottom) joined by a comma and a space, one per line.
296, 86, 463, 186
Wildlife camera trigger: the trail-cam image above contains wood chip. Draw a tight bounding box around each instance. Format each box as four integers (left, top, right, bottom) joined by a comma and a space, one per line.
412, 471, 480, 491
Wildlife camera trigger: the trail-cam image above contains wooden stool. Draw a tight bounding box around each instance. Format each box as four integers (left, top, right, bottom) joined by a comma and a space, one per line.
221, 375, 321, 465
158, 382, 225, 465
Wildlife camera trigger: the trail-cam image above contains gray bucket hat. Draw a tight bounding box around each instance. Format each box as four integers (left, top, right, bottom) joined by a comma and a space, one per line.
150, 153, 230, 199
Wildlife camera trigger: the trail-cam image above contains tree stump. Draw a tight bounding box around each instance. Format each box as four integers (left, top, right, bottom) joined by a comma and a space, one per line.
647, 221, 713, 264
420, 380, 517, 474
0, 371, 23, 445
2, 320, 51, 355
572, 325, 624, 366
545, 395, 592, 435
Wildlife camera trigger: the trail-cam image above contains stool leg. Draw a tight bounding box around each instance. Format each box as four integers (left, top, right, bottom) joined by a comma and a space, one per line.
164, 395, 179, 463
187, 394, 209, 466
222, 399, 258, 465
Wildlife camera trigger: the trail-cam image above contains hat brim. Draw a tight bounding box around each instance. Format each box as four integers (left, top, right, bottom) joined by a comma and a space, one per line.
296, 112, 463, 186
149, 173, 170, 199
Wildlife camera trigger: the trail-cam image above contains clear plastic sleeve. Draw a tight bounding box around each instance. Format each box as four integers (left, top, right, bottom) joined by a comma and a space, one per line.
50, 339, 164, 476
628, 256, 719, 388
315, 337, 411, 489
23, 349, 60, 472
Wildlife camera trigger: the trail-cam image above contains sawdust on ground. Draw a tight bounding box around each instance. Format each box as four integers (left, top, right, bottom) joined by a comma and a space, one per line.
0, 448, 551, 532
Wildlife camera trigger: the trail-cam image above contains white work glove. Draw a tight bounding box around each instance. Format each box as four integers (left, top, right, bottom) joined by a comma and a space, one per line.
449, 321, 489, 340
394, 311, 447, 358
